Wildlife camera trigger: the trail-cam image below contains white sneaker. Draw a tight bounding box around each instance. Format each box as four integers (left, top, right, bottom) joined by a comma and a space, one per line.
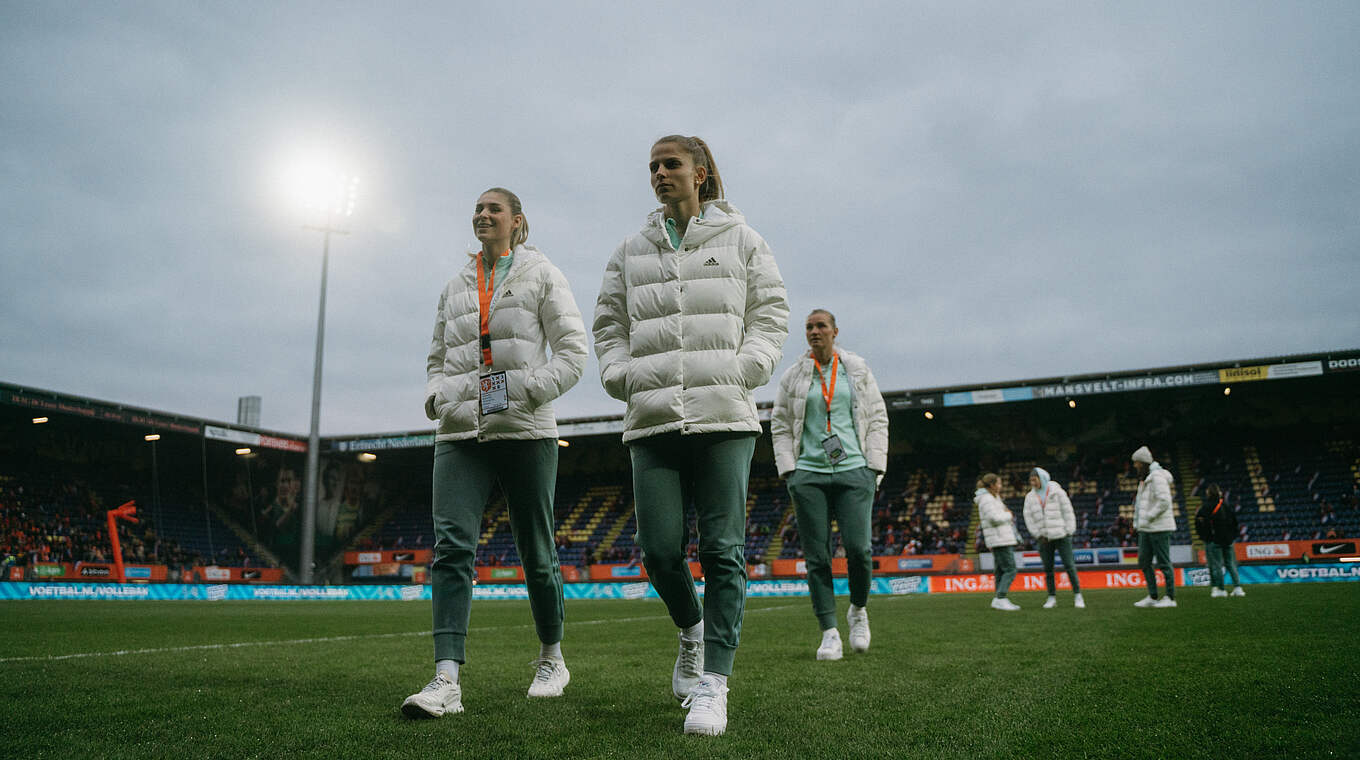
1042, 596, 1057, 609
672, 633, 704, 700
816, 628, 843, 661
1231, 586, 1246, 597
401, 673, 463, 718
1074, 593, 1086, 609
990, 597, 1021, 612
527, 657, 569, 698
1134, 596, 1158, 608
847, 605, 871, 653
1154, 596, 1178, 608
681, 677, 728, 736
1210, 587, 1227, 598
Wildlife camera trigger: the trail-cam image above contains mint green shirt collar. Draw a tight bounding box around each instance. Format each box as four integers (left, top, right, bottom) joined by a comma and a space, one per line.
664, 209, 703, 249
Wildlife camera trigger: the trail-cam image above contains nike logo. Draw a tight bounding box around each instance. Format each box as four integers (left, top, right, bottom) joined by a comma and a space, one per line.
1317, 544, 1346, 554
703, 257, 719, 266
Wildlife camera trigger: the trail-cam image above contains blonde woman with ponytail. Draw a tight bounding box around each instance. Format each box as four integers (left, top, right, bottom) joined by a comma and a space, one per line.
594, 135, 789, 736
403, 188, 587, 718
974, 473, 1021, 611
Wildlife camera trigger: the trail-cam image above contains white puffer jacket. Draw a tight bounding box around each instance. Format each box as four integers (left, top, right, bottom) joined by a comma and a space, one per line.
425, 245, 587, 442
1023, 482, 1076, 540
975, 489, 1018, 548
770, 347, 888, 478
1134, 462, 1177, 532
593, 201, 788, 443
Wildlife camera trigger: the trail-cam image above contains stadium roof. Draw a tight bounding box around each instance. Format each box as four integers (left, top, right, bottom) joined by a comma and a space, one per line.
5, 348, 1358, 453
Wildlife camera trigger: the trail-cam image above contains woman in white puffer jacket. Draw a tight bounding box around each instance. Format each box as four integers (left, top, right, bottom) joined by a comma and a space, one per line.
593, 135, 788, 737
770, 309, 887, 661
403, 188, 586, 720
1022, 467, 1085, 609
975, 472, 1021, 611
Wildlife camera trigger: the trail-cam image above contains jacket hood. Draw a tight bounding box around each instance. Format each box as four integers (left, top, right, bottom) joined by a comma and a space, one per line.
974, 488, 991, 502
1030, 467, 1050, 495
1146, 462, 1173, 482
640, 199, 744, 249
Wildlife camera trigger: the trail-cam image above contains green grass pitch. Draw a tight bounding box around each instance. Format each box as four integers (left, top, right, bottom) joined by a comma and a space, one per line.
2, 585, 1357, 759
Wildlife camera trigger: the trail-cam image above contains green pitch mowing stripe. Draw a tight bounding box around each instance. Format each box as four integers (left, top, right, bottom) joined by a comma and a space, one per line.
1, 586, 1357, 759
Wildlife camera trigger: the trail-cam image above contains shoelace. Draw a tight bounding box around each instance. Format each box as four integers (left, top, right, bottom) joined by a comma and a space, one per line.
681, 680, 727, 710
530, 658, 560, 682
421, 674, 453, 693
678, 638, 701, 675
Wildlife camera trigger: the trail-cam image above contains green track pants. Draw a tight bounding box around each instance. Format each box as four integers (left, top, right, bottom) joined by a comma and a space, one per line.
629, 432, 756, 677
786, 467, 877, 630
1038, 536, 1082, 594
1138, 530, 1175, 600
430, 438, 564, 664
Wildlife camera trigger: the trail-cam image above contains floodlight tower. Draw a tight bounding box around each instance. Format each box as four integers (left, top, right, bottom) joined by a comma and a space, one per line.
300, 175, 358, 584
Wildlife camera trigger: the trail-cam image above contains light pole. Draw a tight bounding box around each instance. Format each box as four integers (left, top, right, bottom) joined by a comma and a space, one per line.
299, 175, 358, 584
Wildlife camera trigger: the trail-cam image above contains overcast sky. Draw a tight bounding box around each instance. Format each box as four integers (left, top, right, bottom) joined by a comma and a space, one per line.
2, 2, 1357, 436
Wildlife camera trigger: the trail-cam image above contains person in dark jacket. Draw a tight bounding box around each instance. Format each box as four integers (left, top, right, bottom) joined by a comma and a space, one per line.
1194, 484, 1244, 598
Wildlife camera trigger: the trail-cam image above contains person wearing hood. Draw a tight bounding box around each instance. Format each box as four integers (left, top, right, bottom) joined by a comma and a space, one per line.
1023, 467, 1085, 609
975, 473, 1021, 611
1194, 483, 1244, 598
1131, 445, 1179, 608
403, 188, 587, 719
593, 135, 789, 736
770, 309, 889, 660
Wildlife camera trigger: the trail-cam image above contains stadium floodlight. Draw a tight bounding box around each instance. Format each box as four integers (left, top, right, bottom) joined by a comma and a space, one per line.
236, 447, 252, 456
1224, 387, 1232, 396
32, 417, 48, 424
144, 433, 161, 442
1067, 399, 1077, 409
296, 167, 359, 586
357, 452, 377, 462
923, 411, 934, 420
558, 440, 570, 448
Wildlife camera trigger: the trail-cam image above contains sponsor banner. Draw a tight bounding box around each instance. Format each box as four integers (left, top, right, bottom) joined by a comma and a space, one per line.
345, 550, 432, 566
204, 425, 306, 453
1266, 361, 1323, 380
887, 393, 942, 410
1325, 356, 1360, 374
984, 547, 1139, 571
330, 434, 436, 452
943, 387, 1034, 407
1218, 361, 1323, 383
556, 419, 628, 437
1237, 540, 1356, 562
930, 568, 1177, 593
0, 387, 202, 435
32, 563, 65, 578
202, 566, 230, 581
1033, 371, 1220, 400
772, 554, 963, 577
10, 564, 1355, 601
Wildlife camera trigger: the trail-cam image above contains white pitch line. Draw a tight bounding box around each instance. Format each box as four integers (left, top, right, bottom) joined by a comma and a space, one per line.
0, 601, 805, 663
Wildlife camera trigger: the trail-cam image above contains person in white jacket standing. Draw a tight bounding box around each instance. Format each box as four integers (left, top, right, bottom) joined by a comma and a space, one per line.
402, 188, 587, 719
1131, 445, 1178, 608
975, 473, 1021, 611
593, 135, 788, 736
770, 309, 888, 660
1023, 467, 1085, 609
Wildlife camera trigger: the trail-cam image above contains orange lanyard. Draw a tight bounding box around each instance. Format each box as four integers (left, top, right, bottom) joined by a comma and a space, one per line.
1211, 499, 1223, 515
475, 251, 509, 366
1038, 486, 1048, 511
812, 353, 838, 434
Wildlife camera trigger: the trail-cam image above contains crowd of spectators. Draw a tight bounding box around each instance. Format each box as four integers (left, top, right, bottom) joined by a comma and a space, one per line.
2, 476, 209, 574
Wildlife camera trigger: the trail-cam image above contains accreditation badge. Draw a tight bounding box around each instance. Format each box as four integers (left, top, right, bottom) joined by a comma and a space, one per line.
479, 371, 509, 415
820, 434, 846, 464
